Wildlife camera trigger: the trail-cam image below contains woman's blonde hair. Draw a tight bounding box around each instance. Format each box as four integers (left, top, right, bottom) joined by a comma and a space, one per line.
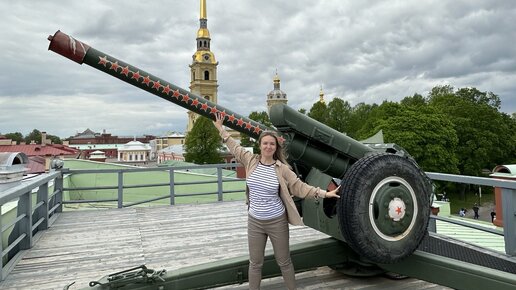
258, 131, 289, 166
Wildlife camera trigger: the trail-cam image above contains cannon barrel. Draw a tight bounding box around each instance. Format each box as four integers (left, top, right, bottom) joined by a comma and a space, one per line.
47, 30, 271, 139
48, 30, 376, 178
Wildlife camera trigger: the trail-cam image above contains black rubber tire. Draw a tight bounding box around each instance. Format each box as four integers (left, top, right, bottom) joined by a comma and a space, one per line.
337, 153, 432, 264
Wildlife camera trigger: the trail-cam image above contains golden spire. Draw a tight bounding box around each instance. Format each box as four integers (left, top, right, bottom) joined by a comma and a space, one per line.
194, 0, 216, 63
273, 69, 280, 83
319, 85, 325, 103
200, 0, 207, 19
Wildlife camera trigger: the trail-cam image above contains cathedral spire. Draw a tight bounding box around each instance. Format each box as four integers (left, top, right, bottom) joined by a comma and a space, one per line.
194, 0, 215, 62
200, 0, 207, 19
319, 85, 325, 103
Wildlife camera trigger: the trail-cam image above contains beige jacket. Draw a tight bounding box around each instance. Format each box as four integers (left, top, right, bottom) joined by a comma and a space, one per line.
225, 137, 326, 226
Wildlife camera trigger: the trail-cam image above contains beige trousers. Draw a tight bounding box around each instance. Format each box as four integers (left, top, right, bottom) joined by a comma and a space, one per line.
247, 213, 296, 290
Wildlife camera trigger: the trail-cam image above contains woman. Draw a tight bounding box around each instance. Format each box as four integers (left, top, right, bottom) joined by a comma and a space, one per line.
213, 113, 340, 290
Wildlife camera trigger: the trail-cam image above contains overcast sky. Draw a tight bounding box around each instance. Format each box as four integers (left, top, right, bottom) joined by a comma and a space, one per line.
1, 0, 515, 138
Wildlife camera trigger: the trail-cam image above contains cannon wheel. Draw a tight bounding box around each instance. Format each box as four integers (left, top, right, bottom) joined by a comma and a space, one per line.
337, 153, 431, 264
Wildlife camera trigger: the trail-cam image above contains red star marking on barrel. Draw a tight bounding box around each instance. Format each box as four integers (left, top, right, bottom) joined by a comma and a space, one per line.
228, 114, 236, 123
152, 80, 162, 91
191, 98, 199, 107
142, 76, 151, 86
172, 90, 181, 99
245, 122, 252, 130
395, 207, 402, 215
181, 94, 190, 103
210, 106, 219, 115
162, 85, 171, 95
253, 126, 262, 134
98, 56, 108, 66
219, 110, 227, 120
200, 103, 209, 111
120, 66, 130, 77
110, 61, 120, 71
237, 118, 244, 127
131, 71, 141, 81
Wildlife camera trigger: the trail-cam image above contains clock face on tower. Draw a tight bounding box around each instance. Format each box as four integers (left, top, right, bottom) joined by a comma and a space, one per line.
203, 54, 210, 62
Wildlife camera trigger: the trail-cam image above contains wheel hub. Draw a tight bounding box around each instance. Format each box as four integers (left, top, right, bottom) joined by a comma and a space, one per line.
388, 197, 406, 221
369, 177, 418, 241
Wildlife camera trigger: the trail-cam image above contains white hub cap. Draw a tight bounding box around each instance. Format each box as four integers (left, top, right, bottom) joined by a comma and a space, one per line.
388, 197, 406, 221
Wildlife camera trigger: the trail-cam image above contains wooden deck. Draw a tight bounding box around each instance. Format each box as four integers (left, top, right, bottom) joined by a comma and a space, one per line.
0, 201, 450, 290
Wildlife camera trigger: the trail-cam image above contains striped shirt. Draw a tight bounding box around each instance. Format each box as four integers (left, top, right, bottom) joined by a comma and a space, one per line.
247, 162, 285, 220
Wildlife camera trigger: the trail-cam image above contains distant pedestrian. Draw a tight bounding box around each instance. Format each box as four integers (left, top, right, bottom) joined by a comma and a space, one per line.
473, 204, 479, 219
491, 211, 496, 223
459, 208, 465, 217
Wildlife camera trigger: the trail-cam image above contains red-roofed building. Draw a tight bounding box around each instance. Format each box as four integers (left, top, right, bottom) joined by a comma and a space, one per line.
0, 133, 79, 173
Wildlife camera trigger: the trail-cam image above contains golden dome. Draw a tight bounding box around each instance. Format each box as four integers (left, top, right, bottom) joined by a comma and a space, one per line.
197, 28, 210, 38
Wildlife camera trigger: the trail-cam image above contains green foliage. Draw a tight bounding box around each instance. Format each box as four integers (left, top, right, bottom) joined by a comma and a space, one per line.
400, 93, 427, 108
4, 132, 23, 144
428, 85, 515, 175
346, 103, 376, 139
355, 101, 401, 140
2, 130, 62, 145
371, 105, 460, 173
184, 116, 223, 164
327, 97, 352, 133
240, 111, 271, 154
24, 129, 42, 144
47, 134, 63, 144
307, 101, 328, 124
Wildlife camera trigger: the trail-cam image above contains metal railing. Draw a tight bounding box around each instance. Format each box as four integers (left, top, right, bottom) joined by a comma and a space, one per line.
426, 172, 516, 256
60, 163, 245, 208
0, 171, 63, 280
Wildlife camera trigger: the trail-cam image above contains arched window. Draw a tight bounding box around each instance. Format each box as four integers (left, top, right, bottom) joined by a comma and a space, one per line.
192, 71, 195, 80
204, 71, 209, 80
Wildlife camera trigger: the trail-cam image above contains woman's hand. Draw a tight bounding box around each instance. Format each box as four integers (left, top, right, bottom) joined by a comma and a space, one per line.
213, 112, 224, 133
325, 185, 341, 199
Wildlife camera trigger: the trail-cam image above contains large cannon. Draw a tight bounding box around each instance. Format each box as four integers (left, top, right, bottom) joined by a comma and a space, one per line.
48, 30, 432, 282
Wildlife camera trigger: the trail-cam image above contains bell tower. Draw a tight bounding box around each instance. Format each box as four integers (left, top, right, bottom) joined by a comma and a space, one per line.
187, 0, 219, 132
266, 72, 288, 113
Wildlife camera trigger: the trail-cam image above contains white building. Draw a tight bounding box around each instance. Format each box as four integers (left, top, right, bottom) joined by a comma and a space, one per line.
117, 141, 151, 163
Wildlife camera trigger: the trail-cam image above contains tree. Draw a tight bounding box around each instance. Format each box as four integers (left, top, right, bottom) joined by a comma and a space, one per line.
240, 111, 272, 154
4, 132, 23, 144
24, 129, 42, 144
47, 133, 62, 144
327, 97, 352, 133
347, 102, 376, 139
428, 85, 514, 176
369, 106, 459, 174
307, 101, 328, 125
400, 93, 427, 108
355, 101, 401, 140
183, 116, 223, 164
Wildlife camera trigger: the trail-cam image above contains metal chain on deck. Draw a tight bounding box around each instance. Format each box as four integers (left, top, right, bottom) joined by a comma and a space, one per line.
88, 265, 166, 288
